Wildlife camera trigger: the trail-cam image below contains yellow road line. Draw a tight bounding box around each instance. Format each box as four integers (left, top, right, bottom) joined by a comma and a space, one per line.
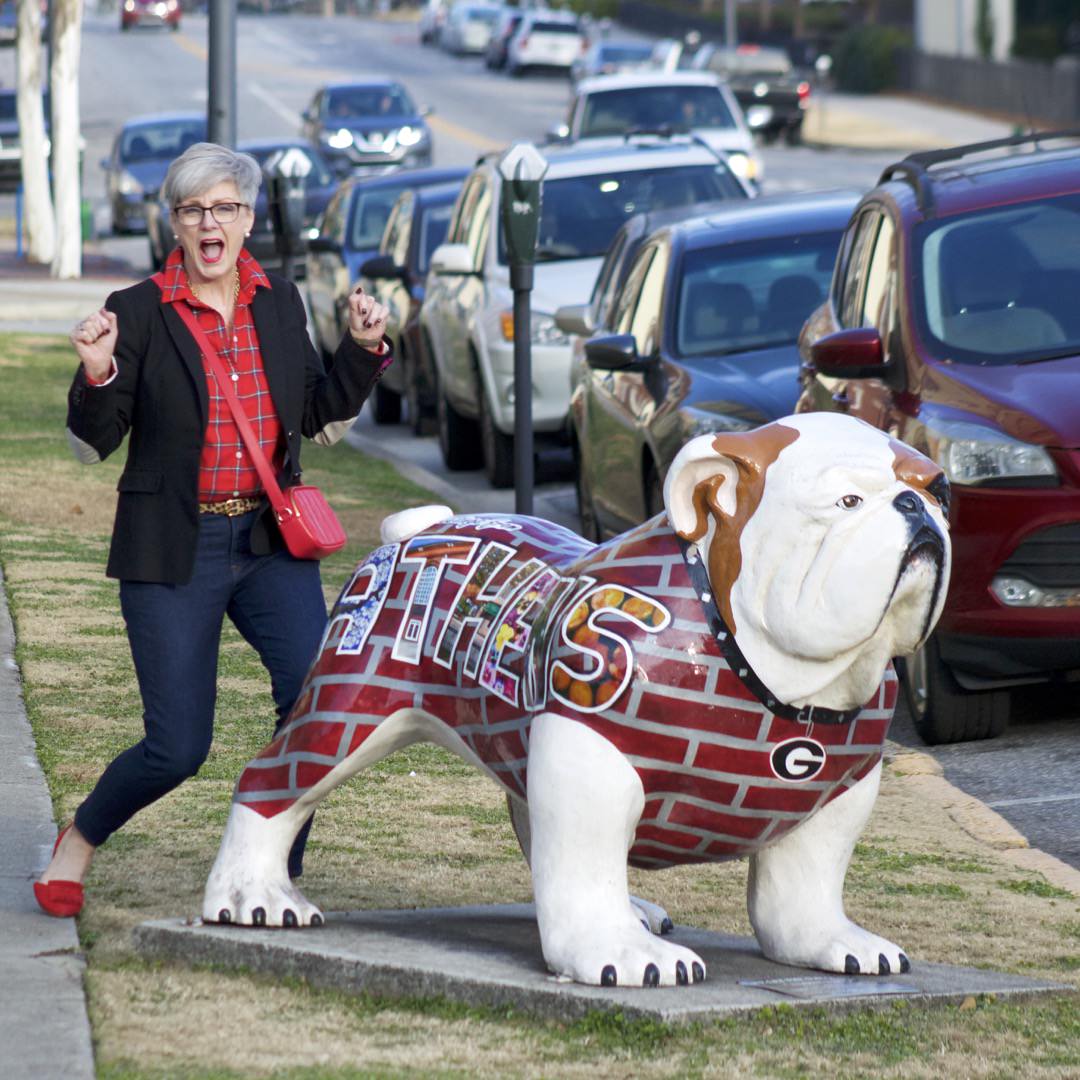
427, 113, 502, 153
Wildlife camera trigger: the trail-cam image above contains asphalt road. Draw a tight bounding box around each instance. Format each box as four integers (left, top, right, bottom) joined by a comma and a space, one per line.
2, 9, 1077, 872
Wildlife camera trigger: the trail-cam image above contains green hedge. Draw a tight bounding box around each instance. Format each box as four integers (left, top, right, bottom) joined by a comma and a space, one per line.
832, 24, 912, 93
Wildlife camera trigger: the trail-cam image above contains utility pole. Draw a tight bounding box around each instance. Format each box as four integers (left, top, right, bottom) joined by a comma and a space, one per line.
725, 0, 737, 50
208, 0, 237, 147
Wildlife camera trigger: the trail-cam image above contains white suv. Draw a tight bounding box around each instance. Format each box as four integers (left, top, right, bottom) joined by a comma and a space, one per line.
553, 71, 762, 188
505, 10, 585, 77
419, 137, 751, 487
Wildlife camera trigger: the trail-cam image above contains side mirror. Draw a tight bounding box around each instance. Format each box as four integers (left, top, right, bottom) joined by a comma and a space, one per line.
301, 108, 314, 123
809, 327, 887, 378
420, 104, 434, 117
555, 302, 593, 337
584, 333, 642, 371
429, 242, 475, 275
360, 254, 404, 280
306, 235, 342, 255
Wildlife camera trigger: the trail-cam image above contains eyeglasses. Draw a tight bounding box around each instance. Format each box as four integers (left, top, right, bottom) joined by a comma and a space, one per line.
173, 201, 248, 226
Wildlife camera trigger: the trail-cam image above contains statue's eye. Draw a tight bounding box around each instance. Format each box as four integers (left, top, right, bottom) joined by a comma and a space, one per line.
837, 494, 863, 510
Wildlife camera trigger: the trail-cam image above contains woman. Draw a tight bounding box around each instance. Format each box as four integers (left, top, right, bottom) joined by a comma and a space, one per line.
34, 142, 392, 917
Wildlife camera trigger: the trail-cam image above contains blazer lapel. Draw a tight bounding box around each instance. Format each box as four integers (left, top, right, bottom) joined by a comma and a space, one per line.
161, 302, 209, 424
252, 285, 290, 426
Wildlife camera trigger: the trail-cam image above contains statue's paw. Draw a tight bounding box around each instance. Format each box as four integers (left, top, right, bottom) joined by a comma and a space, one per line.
546, 916, 705, 987
629, 894, 674, 936
782, 921, 910, 976
203, 877, 323, 929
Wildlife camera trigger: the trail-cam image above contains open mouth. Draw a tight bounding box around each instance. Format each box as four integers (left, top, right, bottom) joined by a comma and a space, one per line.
199, 238, 225, 264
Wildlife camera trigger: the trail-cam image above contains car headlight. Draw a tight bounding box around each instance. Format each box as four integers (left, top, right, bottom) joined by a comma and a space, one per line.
725, 151, 759, 182
123, 0, 134, 9
118, 169, 143, 196
500, 310, 569, 346
922, 418, 1057, 486
398, 125, 425, 147
326, 128, 354, 150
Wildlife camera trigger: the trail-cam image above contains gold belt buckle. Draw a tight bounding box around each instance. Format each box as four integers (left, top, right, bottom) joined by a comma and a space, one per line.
200, 496, 260, 516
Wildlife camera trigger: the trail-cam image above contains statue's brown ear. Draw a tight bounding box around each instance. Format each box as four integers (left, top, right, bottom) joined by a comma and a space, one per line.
663, 435, 741, 540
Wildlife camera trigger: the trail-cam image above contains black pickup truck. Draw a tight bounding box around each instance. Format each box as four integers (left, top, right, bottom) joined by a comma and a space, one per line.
692, 44, 811, 145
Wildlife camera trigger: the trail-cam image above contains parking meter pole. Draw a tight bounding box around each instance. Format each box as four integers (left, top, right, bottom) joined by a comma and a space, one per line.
208, 0, 237, 148
511, 264, 534, 516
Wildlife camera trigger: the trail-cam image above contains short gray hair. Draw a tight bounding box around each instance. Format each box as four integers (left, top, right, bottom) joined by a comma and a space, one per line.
162, 142, 262, 209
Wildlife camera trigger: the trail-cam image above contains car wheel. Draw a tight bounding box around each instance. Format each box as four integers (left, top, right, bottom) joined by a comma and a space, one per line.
644, 459, 665, 520
437, 378, 482, 471
785, 122, 803, 147
403, 347, 432, 437
899, 635, 1010, 745
572, 433, 601, 542
372, 381, 402, 425
478, 380, 515, 489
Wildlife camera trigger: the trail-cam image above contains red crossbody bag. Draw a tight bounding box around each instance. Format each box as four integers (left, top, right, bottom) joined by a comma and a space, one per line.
173, 300, 347, 561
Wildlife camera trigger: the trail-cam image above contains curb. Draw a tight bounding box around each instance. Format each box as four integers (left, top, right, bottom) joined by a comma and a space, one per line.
888, 748, 1080, 898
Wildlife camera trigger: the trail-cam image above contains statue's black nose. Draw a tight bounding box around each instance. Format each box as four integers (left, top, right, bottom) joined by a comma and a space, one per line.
893, 491, 923, 519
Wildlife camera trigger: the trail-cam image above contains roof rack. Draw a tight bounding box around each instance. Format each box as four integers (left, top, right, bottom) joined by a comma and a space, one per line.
877, 129, 1080, 213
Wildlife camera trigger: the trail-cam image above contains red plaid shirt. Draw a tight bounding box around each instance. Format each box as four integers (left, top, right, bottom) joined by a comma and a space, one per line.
158, 248, 283, 501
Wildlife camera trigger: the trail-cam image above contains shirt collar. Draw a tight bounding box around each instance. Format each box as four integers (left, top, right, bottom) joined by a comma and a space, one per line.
159, 246, 270, 307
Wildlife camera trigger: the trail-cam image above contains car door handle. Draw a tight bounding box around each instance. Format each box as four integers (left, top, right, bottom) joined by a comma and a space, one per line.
831, 391, 850, 408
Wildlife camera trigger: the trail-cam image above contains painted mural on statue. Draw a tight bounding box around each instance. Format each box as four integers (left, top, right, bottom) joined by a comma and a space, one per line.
204, 413, 951, 989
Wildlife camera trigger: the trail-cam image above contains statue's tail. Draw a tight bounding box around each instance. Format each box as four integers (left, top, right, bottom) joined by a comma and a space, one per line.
380, 504, 454, 544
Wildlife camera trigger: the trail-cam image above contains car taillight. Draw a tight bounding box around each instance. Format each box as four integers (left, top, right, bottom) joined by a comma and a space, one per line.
518, 35, 529, 48
797, 80, 811, 100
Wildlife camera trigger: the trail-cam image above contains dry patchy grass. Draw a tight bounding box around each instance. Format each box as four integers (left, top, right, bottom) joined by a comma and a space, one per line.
4, 333, 1080, 1078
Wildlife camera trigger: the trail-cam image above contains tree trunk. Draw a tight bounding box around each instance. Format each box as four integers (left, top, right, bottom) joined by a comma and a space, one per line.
50, 0, 83, 279
793, 0, 805, 38
759, 0, 772, 32
15, 0, 55, 264
863, 0, 880, 25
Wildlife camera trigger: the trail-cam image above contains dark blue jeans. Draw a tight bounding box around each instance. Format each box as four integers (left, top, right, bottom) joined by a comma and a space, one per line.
74, 508, 327, 876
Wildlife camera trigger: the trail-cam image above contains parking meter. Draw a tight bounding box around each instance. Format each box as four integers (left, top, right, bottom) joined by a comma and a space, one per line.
263, 146, 311, 281
497, 142, 548, 515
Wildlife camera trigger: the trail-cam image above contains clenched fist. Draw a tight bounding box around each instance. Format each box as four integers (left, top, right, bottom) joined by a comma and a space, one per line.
71, 308, 118, 383
346, 284, 389, 350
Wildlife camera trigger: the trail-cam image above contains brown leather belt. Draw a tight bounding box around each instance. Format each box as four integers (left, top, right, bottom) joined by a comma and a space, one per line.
198, 496, 262, 517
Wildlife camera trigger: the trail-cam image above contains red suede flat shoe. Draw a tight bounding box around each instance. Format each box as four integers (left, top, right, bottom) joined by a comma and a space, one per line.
33, 824, 84, 918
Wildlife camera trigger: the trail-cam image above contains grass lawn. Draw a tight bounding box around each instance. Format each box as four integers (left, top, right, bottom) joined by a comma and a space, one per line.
2, 331, 1080, 1078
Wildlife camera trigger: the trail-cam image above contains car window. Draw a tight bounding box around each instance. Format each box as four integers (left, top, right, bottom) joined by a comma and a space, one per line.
629, 242, 669, 355
497, 164, 740, 264
448, 173, 483, 244
860, 213, 895, 330
418, 202, 454, 272
319, 188, 346, 246
381, 192, 412, 260
529, 19, 580, 34
915, 191, 1080, 365
467, 179, 492, 267
349, 183, 409, 249
122, 120, 205, 162
612, 247, 656, 336
588, 227, 629, 328
675, 230, 842, 358
325, 85, 415, 120
837, 210, 881, 329
580, 86, 735, 137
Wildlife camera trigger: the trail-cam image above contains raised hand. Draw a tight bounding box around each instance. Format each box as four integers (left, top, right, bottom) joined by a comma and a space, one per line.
346, 284, 389, 350
71, 308, 119, 383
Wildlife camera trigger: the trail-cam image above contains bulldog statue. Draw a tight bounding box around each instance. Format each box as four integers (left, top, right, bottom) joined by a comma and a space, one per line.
204, 413, 951, 988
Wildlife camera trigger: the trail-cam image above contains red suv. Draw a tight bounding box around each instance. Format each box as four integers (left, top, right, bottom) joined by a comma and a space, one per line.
797, 132, 1080, 744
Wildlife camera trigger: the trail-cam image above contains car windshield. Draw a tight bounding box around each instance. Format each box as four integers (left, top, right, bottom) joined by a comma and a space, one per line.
418, 203, 454, 272
122, 121, 205, 162
675, 231, 841, 358
244, 145, 333, 187
500, 164, 745, 263
350, 184, 410, 249
915, 193, 1080, 366
598, 44, 653, 63
529, 20, 579, 34
458, 5, 500, 23
326, 85, 414, 120
708, 47, 792, 75
580, 86, 736, 136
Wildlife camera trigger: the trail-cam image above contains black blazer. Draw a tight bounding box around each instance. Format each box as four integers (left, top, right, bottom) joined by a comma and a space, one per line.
67, 272, 390, 584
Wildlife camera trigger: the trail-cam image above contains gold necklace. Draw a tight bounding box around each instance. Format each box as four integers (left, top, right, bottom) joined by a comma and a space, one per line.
188, 269, 240, 305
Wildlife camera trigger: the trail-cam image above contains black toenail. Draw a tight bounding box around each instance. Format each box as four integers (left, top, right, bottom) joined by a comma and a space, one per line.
845, 954, 860, 974
899, 953, 910, 974
217, 909, 231, 924
601, 964, 617, 987
692, 962, 704, 983
310, 913, 323, 927
283, 909, 297, 928
643, 963, 660, 987
878, 954, 890, 975
660, 917, 674, 935
252, 906, 266, 926
676, 961, 688, 985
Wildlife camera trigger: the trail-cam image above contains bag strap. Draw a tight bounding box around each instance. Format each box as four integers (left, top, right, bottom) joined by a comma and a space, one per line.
172, 301, 288, 513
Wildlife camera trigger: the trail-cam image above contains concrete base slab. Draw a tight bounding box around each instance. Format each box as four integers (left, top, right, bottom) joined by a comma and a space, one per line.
134, 904, 1067, 1023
